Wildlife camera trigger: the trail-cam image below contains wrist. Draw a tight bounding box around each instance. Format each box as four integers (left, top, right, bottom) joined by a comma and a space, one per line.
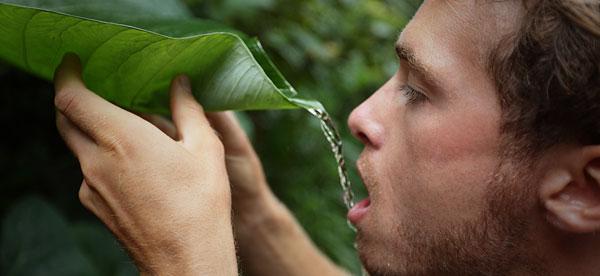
137, 217, 238, 276
233, 189, 287, 235
232, 176, 277, 215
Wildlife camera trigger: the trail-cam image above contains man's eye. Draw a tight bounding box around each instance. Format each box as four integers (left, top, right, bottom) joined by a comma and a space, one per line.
400, 85, 427, 104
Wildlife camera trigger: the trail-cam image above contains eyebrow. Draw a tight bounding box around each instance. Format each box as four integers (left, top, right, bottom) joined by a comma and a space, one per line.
395, 42, 439, 88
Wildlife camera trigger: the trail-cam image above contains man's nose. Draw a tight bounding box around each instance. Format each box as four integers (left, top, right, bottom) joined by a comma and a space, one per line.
348, 95, 383, 149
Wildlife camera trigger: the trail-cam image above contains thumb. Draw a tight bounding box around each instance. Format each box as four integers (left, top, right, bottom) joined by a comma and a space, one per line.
170, 75, 215, 150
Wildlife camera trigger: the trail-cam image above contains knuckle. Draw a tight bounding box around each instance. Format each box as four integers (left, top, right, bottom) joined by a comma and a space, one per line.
54, 89, 79, 114
101, 134, 132, 157
78, 183, 92, 207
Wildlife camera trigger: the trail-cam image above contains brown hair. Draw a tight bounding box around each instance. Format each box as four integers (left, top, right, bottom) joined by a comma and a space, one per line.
490, 0, 600, 155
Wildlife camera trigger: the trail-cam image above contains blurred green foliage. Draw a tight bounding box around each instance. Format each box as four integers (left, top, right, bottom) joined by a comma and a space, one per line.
0, 0, 419, 275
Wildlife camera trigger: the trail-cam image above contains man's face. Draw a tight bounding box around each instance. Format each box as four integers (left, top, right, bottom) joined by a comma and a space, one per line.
347, 1, 541, 275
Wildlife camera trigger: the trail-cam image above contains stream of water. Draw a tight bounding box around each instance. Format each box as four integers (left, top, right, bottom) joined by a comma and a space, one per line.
307, 108, 370, 275
307, 108, 356, 214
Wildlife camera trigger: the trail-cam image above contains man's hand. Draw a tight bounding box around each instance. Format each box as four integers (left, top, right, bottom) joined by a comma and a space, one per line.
53, 54, 237, 275
144, 109, 281, 227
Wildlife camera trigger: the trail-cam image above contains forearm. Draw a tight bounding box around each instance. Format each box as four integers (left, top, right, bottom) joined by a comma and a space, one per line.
234, 191, 349, 276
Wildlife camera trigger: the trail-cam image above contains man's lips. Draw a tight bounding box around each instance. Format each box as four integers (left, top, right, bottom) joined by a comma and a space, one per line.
348, 198, 371, 225
349, 156, 372, 225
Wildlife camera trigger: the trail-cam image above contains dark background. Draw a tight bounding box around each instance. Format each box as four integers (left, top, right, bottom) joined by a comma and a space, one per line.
0, 0, 420, 274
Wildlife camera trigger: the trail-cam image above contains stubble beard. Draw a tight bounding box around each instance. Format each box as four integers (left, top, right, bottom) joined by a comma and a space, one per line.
358, 154, 546, 276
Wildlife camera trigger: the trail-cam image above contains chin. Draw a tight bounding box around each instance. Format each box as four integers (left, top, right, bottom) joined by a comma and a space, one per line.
355, 217, 405, 276
357, 244, 403, 276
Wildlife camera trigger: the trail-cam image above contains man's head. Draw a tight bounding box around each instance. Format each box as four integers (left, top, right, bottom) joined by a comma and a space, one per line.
347, 0, 600, 275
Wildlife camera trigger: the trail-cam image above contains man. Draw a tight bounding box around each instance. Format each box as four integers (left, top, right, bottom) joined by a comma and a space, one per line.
53, 0, 600, 275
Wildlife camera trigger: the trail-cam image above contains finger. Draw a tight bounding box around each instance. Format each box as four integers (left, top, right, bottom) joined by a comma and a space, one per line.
56, 111, 97, 157
206, 112, 253, 155
139, 114, 177, 140
54, 53, 141, 146
54, 53, 85, 92
170, 75, 215, 147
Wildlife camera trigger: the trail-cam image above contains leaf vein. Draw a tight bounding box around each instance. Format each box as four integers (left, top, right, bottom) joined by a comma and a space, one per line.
234, 60, 254, 104
21, 10, 42, 71
57, 19, 87, 45
130, 37, 211, 107
100, 36, 168, 93
86, 28, 130, 65
225, 54, 252, 105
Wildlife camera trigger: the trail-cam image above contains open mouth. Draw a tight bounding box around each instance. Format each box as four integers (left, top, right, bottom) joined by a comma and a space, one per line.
349, 156, 373, 225
348, 197, 371, 225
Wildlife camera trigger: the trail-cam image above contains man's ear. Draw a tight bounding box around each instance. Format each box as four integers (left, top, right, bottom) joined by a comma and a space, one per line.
540, 145, 600, 233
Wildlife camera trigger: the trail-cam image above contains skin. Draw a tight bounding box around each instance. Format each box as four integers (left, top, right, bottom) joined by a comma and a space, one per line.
53, 0, 600, 275
54, 56, 237, 275
347, 1, 600, 275
347, 1, 522, 274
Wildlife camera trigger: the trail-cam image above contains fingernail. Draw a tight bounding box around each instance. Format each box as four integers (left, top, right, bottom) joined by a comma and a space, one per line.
55, 53, 80, 76
179, 75, 191, 91
62, 52, 81, 67
63, 52, 77, 61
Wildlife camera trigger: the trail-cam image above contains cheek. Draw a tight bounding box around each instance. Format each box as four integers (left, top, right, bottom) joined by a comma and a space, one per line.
408, 105, 501, 164
396, 103, 503, 221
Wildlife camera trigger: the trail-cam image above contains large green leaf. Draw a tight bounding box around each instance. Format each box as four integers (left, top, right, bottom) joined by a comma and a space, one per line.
0, 0, 322, 113
0, 0, 192, 22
